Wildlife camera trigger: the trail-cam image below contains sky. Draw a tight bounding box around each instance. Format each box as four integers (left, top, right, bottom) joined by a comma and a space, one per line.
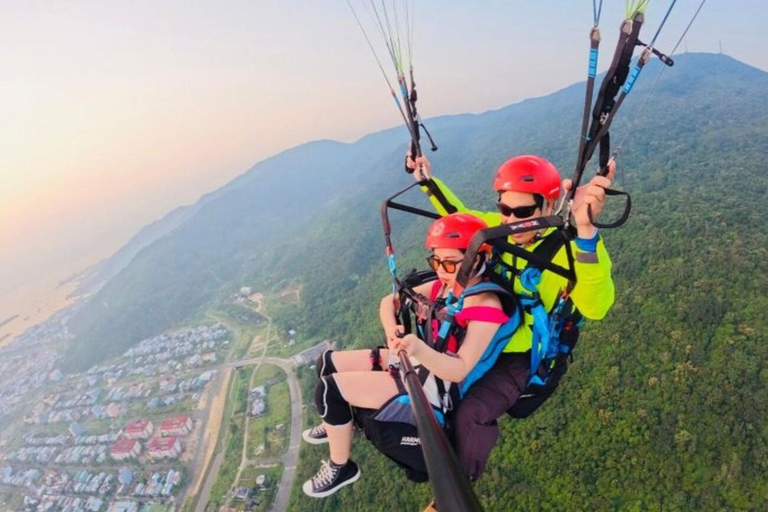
1, 0, 766, 320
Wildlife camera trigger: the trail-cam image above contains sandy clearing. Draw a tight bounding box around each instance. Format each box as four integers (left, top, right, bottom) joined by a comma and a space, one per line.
188, 367, 233, 497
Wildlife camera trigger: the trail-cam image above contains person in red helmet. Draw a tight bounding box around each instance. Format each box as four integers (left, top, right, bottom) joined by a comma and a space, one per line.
407, 153, 616, 483
301, 213, 516, 499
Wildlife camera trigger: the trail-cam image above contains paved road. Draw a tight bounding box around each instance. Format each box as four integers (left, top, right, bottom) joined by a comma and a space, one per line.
194, 440, 228, 512
269, 358, 303, 512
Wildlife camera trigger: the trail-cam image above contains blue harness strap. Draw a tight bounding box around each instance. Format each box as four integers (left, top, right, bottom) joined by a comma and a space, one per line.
431, 281, 521, 398
519, 267, 553, 386
459, 307, 520, 397
437, 291, 465, 340
387, 254, 398, 294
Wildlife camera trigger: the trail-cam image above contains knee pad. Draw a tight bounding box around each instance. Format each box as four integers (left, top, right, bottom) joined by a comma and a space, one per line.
313, 375, 352, 426
315, 349, 337, 378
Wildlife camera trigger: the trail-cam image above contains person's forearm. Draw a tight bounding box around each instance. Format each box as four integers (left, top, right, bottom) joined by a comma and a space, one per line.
379, 295, 399, 333
420, 177, 466, 216
420, 177, 501, 226
571, 237, 614, 320
413, 344, 470, 383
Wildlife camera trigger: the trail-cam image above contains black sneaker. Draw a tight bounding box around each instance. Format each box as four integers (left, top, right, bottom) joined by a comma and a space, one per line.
302, 424, 328, 445
302, 460, 361, 498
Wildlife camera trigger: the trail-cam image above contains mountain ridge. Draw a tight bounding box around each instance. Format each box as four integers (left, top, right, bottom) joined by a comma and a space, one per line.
65, 52, 766, 371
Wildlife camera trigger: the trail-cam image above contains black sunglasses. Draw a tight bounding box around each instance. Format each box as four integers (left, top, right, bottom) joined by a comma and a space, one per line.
426, 255, 463, 273
496, 201, 539, 219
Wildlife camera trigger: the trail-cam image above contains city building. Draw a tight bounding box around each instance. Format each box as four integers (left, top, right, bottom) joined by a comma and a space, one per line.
158, 415, 192, 436
85, 497, 104, 511
234, 487, 250, 501
124, 419, 154, 440
108, 501, 139, 512
293, 340, 332, 366
165, 469, 181, 486
69, 422, 83, 438
147, 437, 182, 459
158, 376, 177, 393
110, 439, 141, 461
118, 468, 134, 486
250, 398, 265, 417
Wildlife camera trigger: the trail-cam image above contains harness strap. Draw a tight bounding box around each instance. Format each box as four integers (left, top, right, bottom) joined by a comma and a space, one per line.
388, 366, 407, 394
591, 188, 632, 228
430, 280, 515, 416
419, 179, 458, 214
434, 281, 512, 353
519, 268, 553, 386
370, 346, 383, 372
516, 230, 582, 386
429, 279, 443, 302
455, 306, 509, 326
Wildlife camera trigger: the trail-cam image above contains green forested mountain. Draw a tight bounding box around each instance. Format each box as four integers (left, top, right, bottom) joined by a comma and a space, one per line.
65, 134, 406, 369
279, 54, 768, 512
67, 53, 768, 510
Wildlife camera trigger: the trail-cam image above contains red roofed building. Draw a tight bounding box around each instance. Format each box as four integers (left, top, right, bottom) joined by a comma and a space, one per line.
147, 436, 182, 459
159, 415, 193, 437
124, 419, 154, 440
110, 438, 141, 461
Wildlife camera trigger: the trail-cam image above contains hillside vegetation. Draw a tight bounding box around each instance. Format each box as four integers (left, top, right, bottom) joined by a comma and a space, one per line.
67, 54, 768, 510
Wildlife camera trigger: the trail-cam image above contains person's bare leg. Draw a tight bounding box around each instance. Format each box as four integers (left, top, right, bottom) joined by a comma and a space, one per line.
324, 421, 354, 465
304, 349, 393, 446
331, 349, 391, 373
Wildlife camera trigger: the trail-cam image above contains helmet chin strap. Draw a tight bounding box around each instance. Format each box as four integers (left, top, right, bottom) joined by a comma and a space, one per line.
472, 259, 487, 280
515, 230, 544, 247
524, 200, 554, 246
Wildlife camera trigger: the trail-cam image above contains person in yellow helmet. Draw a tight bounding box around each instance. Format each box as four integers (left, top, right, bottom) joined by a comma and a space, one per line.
407, 153, 616, 482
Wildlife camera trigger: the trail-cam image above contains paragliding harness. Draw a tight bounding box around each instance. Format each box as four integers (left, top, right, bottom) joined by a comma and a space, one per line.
496, 229, 585, 418
355, 181, 537, 482
496, 3, 684, 415
358, 267, 521, 483
369, 181, 584, 456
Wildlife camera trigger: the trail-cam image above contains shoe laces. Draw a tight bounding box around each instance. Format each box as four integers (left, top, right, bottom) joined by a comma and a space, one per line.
310, 425, 326, 437
312, 460, 338, 488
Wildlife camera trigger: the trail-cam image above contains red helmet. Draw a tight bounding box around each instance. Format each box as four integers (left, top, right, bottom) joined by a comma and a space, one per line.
493, 155, 562, 200
425, 213, 488, 250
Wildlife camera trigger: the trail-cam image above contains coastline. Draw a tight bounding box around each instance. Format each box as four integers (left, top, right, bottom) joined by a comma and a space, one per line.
0, 280, 79, 350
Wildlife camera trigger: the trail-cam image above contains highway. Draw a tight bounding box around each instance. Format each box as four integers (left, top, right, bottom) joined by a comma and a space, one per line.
268, 358, 303, 512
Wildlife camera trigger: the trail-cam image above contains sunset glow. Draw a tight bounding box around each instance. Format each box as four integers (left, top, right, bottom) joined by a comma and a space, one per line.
1, 0, 764, 326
